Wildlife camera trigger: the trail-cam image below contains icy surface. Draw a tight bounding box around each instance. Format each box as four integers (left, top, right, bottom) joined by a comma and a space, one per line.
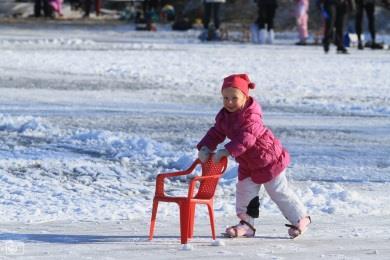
0, 22, 389, 259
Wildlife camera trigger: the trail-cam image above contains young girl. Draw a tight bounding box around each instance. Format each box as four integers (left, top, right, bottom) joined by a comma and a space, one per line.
197, 74, 311, 238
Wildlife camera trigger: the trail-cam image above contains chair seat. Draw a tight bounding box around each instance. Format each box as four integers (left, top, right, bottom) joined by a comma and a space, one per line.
154, 196, 188, 202
156, 196, 212, 204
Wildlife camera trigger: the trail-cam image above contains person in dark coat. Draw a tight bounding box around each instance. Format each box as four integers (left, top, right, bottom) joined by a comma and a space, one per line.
34, 0, 52, 17
355, 0, 387, 49
319, 0, 353, 54
254, 0, 278, 44
203, 0, 226, 31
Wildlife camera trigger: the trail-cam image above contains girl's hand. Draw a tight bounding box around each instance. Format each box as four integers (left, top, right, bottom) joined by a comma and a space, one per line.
198, 146, 211, 163
213, 149, 229, 163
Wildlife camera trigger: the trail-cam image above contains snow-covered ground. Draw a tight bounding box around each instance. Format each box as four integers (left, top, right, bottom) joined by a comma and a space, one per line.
0, 22, 389, 259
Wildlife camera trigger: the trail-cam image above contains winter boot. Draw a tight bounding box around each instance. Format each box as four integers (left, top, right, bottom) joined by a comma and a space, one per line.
357, 40, 364, 50
258, 29, 266, 44
371, 42, 383, 49
337, 46, 349, 54
323, 39, 330, 53
295, 39, 307, 46
286, 216, 311, 239
266, 29, 275, 44
198, 29, 208, 41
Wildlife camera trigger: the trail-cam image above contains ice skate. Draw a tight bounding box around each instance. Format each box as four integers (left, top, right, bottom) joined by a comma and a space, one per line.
250, 23, 259, 43
337, 47, 349, 54
322, 39, 330, 53
258, 29, 266, 44
358, 41, 364, 50
223, 220, 256, 238
266, 29, 274, 44
295, 39, 307, 46
285, 216, 311, 239
371, 42, 384, 50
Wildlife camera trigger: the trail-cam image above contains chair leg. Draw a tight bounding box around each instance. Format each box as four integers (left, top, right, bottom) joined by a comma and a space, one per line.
179, 202, 189, 244
207, 201, 216, 240
149, 199, 159, 240
188, 203, 196, 239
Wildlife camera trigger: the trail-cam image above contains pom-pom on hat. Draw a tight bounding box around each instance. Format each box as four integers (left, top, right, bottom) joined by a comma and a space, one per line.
221, 74, 255, 97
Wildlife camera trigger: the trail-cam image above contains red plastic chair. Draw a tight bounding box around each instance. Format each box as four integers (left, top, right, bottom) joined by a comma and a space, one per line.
149, 156, 228, 244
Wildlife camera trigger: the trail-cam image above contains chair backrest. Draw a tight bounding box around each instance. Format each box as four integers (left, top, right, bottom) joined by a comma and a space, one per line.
194, 157, 228, 199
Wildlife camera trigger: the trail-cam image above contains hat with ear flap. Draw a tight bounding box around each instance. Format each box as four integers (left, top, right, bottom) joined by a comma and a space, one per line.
221, 74, 256, 97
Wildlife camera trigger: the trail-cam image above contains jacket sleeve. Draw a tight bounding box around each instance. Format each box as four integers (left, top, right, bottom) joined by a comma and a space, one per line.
224, 113, 265, 158
196, 112, 226, 151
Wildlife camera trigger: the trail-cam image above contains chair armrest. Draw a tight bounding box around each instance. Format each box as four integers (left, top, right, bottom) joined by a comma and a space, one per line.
187, 175, 221, 198
192, 175, 221, 182
155, 160, 201, 197
157, 170, 193, 179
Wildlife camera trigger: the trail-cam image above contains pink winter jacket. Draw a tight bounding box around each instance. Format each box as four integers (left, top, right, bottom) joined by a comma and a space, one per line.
197, 97, 290, 184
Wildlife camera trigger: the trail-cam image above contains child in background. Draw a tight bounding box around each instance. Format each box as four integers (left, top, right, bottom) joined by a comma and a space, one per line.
295, 0, 309, 45
197, 74, 311, 238
49, 0, 63, 17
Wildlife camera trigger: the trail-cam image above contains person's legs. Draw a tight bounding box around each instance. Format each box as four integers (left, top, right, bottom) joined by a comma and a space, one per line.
365, 3, 376, 43
257, 5, 267, 44
263, 170, 307, 225
84, 0, 91, 17
256, 4, 266, 30
225, 177, 261, 237
203, 3, 212, 29
296, 1, 309, 42
212, 3, 221, 30
265, 5, 276, 31
49, 0, 63, 15
34, 0, 42, 17
264, 171, 311, 238
301, 13, 309, 40
355, 0, 364, 47
43, 0, 53, 17
335, 2, 347, 52
235, 177, 261, 219
322, 2, 335, 53
265, 5, 277, 43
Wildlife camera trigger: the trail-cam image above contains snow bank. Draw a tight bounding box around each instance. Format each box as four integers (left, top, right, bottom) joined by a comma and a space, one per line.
1, 112, 389, 223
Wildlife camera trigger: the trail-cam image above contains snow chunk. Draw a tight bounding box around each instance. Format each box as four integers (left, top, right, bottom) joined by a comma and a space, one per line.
180, 244, 194, 251
211, 239, 225, 246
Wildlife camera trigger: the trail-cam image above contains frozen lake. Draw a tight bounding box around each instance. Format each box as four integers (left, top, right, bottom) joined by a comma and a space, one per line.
0, 21, 389, 259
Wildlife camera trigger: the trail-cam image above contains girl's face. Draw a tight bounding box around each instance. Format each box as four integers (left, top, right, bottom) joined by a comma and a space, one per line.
222, 87, 247, 113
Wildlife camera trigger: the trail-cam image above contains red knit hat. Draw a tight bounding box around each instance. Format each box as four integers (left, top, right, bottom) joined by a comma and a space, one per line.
221, 74, 256, 97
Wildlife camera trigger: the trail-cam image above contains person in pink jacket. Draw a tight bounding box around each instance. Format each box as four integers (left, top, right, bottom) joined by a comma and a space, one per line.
295, 0, 309, 45
49, 0, 63, 16
197, 74, 310, 238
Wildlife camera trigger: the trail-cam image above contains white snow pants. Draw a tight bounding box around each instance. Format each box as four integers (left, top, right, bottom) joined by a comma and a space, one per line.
236, 170, 307, 224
